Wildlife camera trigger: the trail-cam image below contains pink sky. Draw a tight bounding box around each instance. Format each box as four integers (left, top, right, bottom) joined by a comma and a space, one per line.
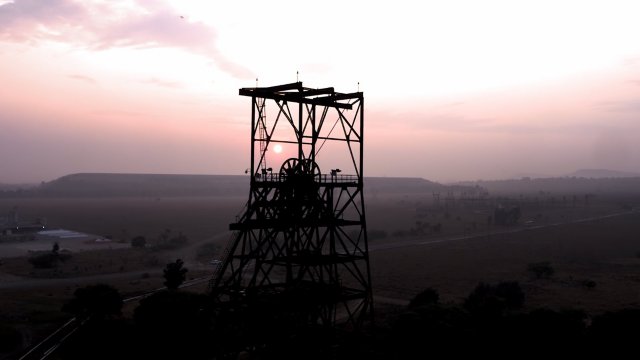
1, 0, 640, 183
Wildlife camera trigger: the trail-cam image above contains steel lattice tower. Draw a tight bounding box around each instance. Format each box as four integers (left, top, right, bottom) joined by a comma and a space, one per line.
210, 82, 373, 330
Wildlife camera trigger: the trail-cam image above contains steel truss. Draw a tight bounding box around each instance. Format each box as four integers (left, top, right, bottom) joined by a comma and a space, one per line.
210, 82, 373, 330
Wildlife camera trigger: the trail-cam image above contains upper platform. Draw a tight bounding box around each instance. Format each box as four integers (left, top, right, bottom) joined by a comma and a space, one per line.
239, 82, 362, 110
253, 172, 358, 186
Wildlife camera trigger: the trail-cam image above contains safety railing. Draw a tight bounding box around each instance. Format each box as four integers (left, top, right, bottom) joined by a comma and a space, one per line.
254, 173, 358, 183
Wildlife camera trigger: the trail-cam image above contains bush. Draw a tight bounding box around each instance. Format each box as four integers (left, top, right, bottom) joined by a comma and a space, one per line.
582, 279, 597, 289
494, 281, 525, 309
28, 252, 71, 269
528, 261, 555, 279
155, 229, 189, 250
144, 255, 160, 267
464, 281, 524, 317
0, 324, 22, 353
28, 252, 58, 268
196, 242, 219, 259
589, 309, 640, 344
163, 259, 188, 290
131, 236, 146, 248
392, 230, 407, 238
391, 303, 471, 357
133, 291, 215, 358
518, 308, 587, 345
408, 288, 440, 308
368, 229, 387, 241
62, 284, 123, 320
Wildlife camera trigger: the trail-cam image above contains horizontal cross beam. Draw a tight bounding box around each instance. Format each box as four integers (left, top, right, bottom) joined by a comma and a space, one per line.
239, 82, 358, 110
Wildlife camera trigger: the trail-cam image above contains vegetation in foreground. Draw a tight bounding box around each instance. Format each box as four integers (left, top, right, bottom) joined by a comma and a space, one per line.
48, 279, 640, 360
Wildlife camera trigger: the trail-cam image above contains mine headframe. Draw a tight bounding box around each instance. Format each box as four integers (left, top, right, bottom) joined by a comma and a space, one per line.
210, 82, 373, 332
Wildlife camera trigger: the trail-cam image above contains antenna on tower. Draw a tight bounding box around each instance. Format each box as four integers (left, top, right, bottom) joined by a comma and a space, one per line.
296, 70, 299, 82
357, 81, 360, 92
255, 77, 259, 88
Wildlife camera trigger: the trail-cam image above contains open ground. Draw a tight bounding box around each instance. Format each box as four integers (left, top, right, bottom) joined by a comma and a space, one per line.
1, 190, 639, 356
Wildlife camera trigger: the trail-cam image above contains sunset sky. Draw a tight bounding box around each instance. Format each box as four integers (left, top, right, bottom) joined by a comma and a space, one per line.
1, 0, 639, 183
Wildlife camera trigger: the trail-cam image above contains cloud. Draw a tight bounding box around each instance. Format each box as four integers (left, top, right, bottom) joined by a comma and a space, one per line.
140, 77, 182, 89
595, 99, 640, 113
0, 0, 252, 79
624, 56, 640, 67
0, 0, 86, 41
380, 111, 542, 135
67, 74, 97, 83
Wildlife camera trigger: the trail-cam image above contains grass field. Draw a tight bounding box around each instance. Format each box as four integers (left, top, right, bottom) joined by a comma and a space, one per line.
371, 211, 640, 313
1, 192, 639, 356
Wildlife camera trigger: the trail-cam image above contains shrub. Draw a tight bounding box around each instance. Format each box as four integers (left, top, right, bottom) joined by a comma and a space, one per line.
28, 252, 58, 268
495, 281, 525, 309
62, 284, 123, 320
163, 259, 188, 290
522, 308, 587, 343
196, 242, 219, 259
368, 229, 387, 241
155, 229, 189, 250
0, 324, 22, 352
528, 261, 555, 279
464, 281, 525, 317
392, 230, 407, 238
28, 252, 71, 268
144, 255, 160, 267
589, 309, 640, 343
133, 290, 215, 358
408, 288, 440, 308
131, 236, 146, 248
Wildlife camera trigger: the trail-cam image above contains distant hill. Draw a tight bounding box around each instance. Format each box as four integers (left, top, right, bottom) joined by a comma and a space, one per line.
0, 173, 453, 198
567, 169, 640, 179
35, 173, 248, 197
0, 183, 38, 192
366, 177, 445, 194
457, 176, 640, 195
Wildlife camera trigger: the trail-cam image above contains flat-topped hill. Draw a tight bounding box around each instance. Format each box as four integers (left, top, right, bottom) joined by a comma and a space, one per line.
1, 173, 451, 198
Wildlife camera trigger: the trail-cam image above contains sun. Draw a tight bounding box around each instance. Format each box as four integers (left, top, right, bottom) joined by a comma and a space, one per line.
273, 144, 283, 154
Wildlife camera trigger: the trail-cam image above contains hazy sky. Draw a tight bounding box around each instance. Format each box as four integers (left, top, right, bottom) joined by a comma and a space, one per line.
1, 0, 639, 183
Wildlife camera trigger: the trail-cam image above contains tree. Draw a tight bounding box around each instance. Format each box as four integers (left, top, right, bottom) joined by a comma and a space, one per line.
527, 262, 554, 279
28, 252, 58, 268
133, 290, 215, 358
0, 324, 22, 353
408, 288, 440, 309
464, 281, 524, 317
62, 284, 123, 320
28, 242, 71, 268
494, 281, 525, 309
163, 259, 188, 290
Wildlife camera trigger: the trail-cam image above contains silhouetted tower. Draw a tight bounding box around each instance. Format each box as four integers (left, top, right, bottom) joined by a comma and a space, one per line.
445, 190, 455, 209
8, 206, 18, 227
210, 82, 373, 330
432, 192, 441, 208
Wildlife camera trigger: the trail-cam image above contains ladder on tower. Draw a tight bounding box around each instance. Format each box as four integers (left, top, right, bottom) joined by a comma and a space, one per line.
257, 98, 267, 173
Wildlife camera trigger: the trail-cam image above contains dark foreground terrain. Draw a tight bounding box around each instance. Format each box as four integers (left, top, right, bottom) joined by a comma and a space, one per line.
1, 173, 640, 358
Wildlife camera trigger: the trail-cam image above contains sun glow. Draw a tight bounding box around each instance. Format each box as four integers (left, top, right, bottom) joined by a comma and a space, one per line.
273, 144, 283, 154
